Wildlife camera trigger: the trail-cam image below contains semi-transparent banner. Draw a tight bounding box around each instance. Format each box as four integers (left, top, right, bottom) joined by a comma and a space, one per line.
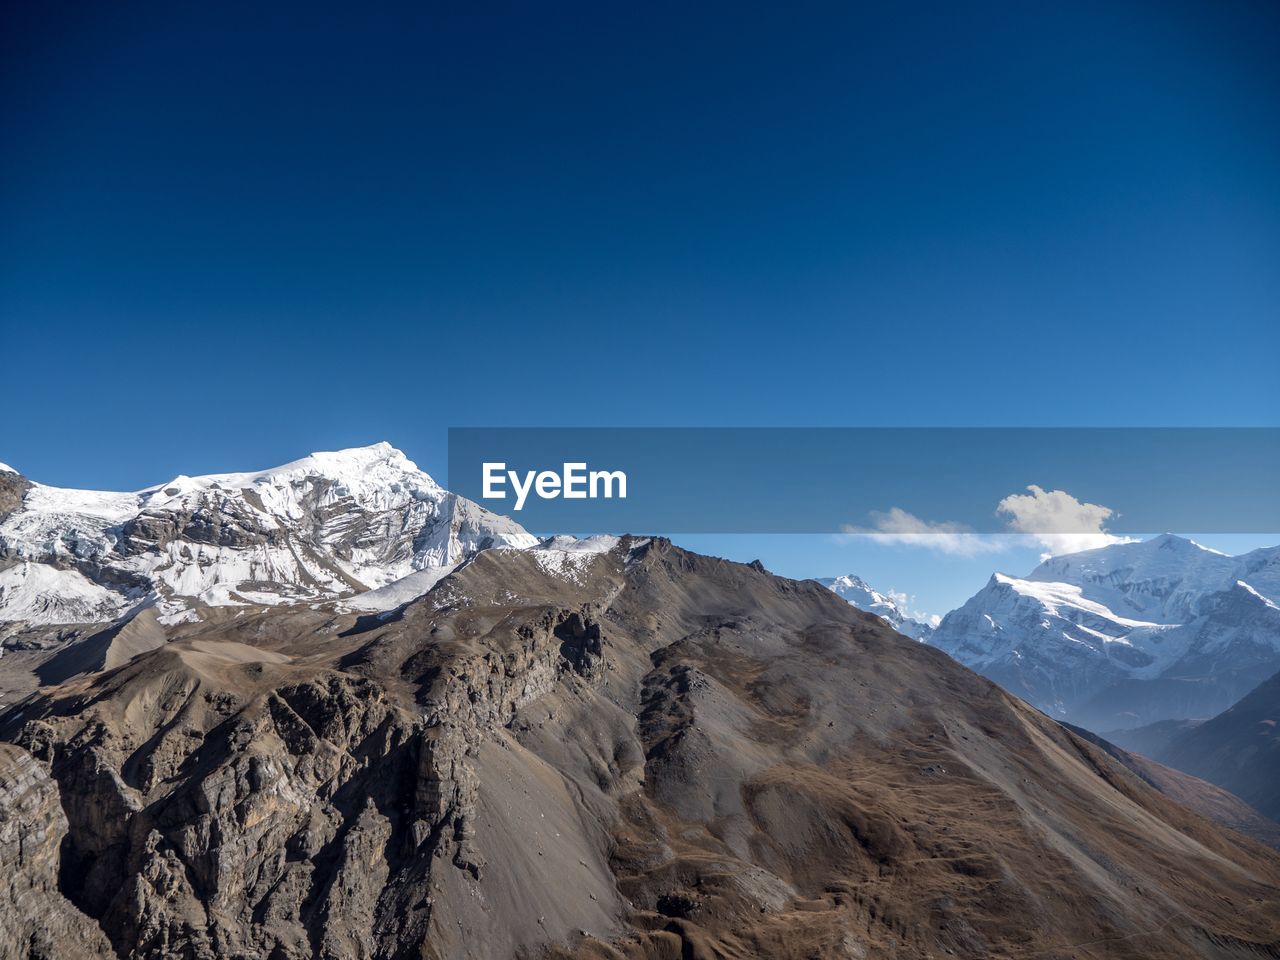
447, 427, 1280, 534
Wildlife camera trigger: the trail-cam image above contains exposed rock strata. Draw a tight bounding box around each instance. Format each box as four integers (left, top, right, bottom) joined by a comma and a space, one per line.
0, 743, 113, 959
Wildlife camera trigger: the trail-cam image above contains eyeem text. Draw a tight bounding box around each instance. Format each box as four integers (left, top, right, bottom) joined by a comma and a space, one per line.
482, 462, 627, 511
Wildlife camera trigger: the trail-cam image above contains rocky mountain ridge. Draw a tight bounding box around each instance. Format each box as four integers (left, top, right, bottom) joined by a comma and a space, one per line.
0, 536, 1278, 958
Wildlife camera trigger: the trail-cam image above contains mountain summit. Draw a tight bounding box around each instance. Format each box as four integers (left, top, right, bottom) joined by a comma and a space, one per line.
0, 443, 535, 627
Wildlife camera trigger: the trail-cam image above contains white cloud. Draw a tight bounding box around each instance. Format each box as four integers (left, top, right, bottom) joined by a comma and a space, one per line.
840, 486, 1134, 562
840, 507, 1007, 557
996, 484, 1135, 559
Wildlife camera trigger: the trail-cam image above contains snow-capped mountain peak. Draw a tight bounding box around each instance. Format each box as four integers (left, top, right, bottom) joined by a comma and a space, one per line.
1024, 533, 1247, 626
817, 573, 935, 640
138, 442, 444, 513
930, 535, 1280, 730
0, 444, 535, 627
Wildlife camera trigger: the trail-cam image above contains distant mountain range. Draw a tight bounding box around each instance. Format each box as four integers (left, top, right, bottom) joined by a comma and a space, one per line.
818, 535, 1280, 732
925, 535, 1280, 731
818, 534, 1280, 823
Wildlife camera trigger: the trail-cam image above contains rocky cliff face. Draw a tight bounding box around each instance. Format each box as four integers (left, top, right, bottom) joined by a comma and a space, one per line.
0, 469, 30, 524
3, 553, 628, 960
0, 743, 114, 959
1, 538, 1279, 959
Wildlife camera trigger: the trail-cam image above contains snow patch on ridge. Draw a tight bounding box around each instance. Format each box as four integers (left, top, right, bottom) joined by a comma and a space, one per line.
1238, 579, 1280, 611
343, 565, 459, 614
517, 535, 623, 585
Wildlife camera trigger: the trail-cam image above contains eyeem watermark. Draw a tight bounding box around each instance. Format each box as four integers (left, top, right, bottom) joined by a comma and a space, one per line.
451, 428, 1280, 533
482, 462, 627, 511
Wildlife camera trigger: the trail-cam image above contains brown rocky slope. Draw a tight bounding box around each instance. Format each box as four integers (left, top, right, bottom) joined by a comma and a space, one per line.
1, 538, 1278, 960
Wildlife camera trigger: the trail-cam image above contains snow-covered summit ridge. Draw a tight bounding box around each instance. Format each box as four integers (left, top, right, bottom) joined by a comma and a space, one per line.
1024, 533, 1239, 619
136, 442, 445, 513
0, 443, 535, 626
9, 443, 440, 523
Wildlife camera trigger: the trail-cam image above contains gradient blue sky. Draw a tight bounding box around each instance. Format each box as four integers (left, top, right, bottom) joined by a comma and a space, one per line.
2, 2, 1277, 614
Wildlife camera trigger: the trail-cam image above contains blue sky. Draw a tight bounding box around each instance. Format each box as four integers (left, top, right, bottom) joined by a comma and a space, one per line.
2, 2, 1277, 615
